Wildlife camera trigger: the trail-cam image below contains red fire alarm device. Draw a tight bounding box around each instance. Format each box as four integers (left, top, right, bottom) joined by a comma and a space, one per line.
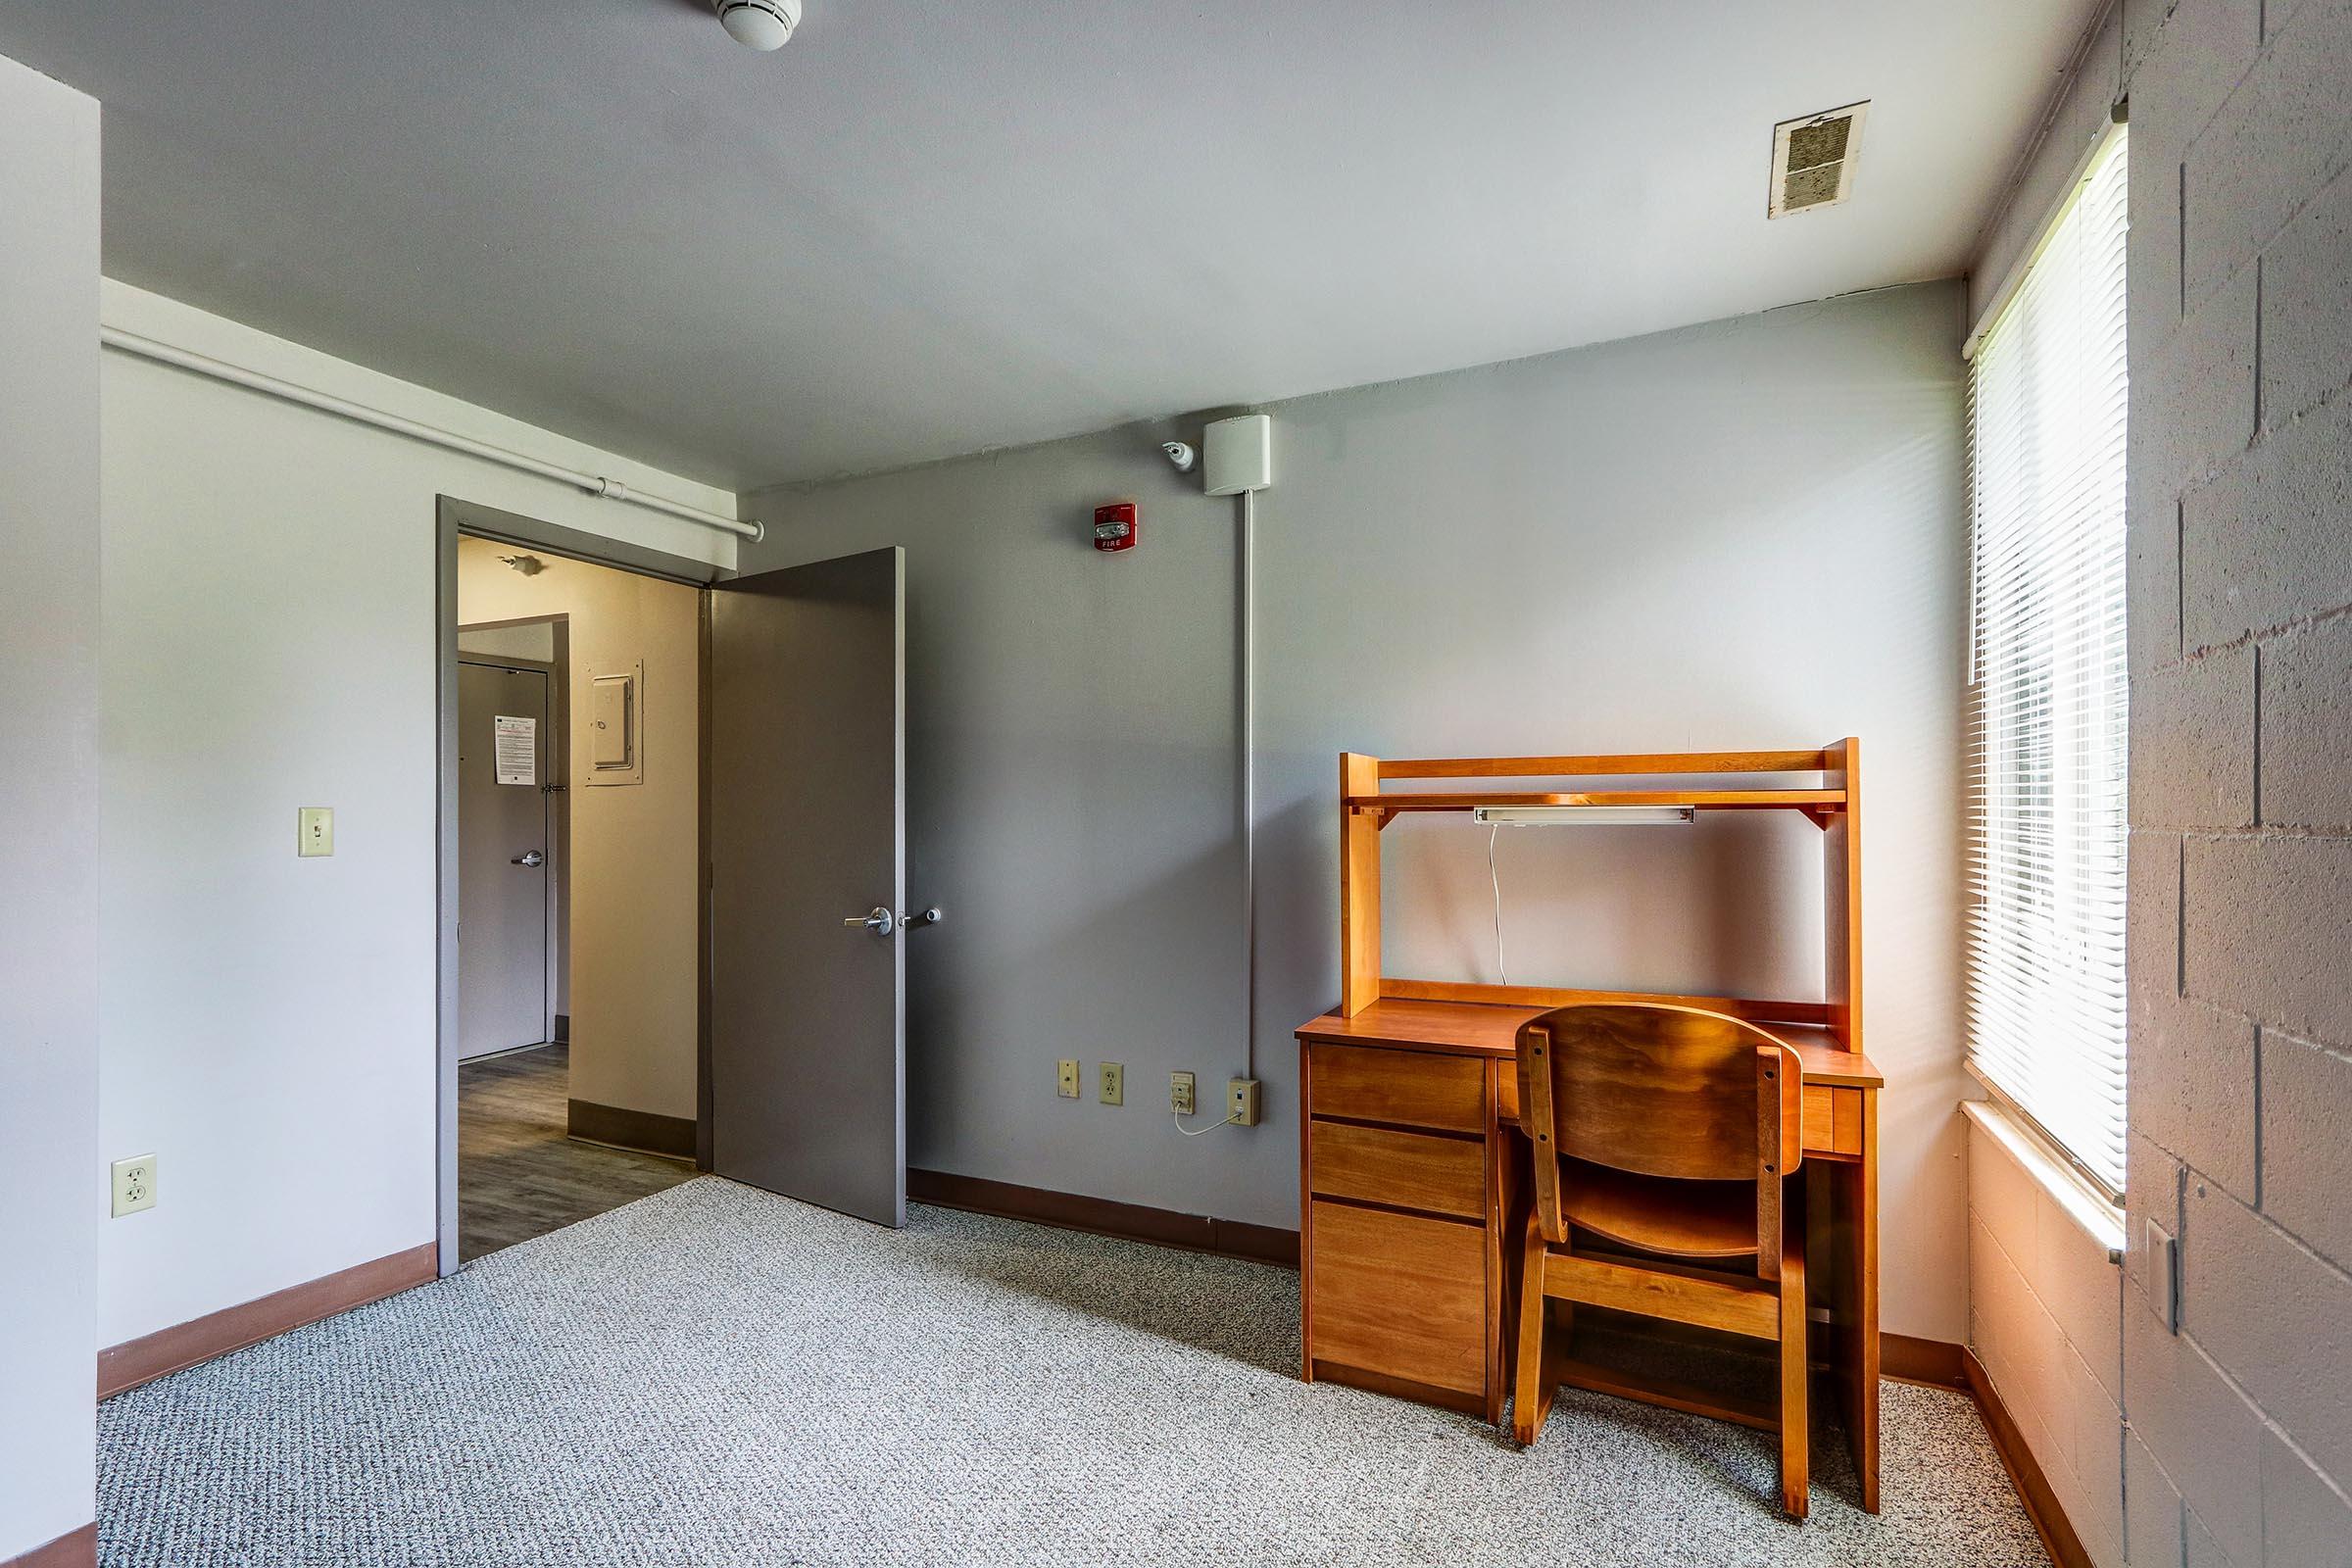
1093, 502, 1138, 553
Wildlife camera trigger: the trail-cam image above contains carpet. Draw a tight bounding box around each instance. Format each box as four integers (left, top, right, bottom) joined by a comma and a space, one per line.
99, 1177, 2046, 1566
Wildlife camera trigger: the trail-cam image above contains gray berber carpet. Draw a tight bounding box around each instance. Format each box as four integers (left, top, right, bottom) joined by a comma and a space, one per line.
98, 1176, 2047, 1565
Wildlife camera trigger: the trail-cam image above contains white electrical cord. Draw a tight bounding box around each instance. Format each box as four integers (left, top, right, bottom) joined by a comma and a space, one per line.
1488, 822, 1510, 986
1173, 1109, 1243, 1138
1238, 486, 1258, 1081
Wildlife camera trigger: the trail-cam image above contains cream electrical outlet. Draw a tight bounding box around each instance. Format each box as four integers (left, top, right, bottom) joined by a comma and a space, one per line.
297, 806, 334, 857
1099, 1061, 1124, 1106
1170, 1071, 1197, 1116
112, 1154, 157, 1217
1056, 1058, 1080, 1099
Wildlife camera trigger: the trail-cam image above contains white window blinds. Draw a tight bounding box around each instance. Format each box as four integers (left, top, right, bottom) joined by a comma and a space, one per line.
1964, 126, 2131, 1199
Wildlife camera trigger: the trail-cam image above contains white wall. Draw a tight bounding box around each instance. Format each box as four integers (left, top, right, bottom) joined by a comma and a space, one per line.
746, 280, 1973, 1342
0, 50, 101, 1564
458, 538, 703, 1121
97, 280, 736, 1348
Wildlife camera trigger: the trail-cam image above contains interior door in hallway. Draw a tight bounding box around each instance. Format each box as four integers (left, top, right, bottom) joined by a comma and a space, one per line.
709, 547, 906, 1227
458, 661, 551, 1059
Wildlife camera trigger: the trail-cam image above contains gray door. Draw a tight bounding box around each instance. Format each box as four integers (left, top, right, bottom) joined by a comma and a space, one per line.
710, 547, 906, 1226
458, 662, 551, 1059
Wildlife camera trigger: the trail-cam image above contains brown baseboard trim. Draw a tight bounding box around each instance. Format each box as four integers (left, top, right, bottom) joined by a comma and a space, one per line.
566, 1098, 697, 1160
907, 1168, 1300, 1267
1882, 1331, 1967, 1389
2, 1523, 95, 1568
97, 1242, 437, 1399
1964, 1348, 2092, 1568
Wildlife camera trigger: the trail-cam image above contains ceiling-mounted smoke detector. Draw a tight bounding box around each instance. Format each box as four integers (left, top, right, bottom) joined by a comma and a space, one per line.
715, 0, 801, 51
1768, 101, 1869, 218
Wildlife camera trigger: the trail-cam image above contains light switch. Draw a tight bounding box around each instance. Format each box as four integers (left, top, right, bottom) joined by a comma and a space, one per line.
298, 807, 334, 858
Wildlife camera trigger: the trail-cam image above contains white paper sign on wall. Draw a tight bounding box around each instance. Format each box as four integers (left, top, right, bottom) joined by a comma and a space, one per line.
494, 714, 537, 786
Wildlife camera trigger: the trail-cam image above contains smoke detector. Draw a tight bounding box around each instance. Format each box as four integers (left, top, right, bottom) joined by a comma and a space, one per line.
1768, 102, 1869, 218
715, 0, 801, 51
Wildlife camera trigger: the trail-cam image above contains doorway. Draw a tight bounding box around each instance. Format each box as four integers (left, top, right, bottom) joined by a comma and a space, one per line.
434, 497, 914, 1275
448, 525, 702, 1261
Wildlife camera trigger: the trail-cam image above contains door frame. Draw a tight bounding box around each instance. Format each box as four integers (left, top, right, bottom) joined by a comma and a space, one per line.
434, 496, 727, 1275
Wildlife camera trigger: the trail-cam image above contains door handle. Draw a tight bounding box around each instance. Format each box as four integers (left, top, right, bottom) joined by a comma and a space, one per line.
512, 851, 546, 868
844, 906, 896, 937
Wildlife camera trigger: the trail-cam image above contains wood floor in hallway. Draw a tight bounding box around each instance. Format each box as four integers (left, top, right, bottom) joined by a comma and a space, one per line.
458, 1043, 695, 1262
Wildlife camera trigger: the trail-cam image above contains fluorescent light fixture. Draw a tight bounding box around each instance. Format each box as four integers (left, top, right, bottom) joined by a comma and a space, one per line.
1472, 806, 1696, 827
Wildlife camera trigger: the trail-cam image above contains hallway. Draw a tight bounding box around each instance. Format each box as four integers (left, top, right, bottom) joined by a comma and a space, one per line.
459, 1044, 694, 1261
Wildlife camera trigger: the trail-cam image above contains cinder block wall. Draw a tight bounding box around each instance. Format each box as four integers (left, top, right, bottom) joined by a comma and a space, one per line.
2122, 0, 2352, 1560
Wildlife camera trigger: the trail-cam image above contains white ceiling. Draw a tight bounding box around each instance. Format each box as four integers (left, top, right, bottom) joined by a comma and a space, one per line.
5, 1, 2094, 490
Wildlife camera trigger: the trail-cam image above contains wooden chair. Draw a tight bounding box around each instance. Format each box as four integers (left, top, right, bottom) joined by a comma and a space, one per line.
1509, 1002, 1812, 1520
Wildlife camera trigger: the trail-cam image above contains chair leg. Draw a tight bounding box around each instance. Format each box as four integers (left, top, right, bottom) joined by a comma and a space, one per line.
1778, 1210, 1810, 1521
1511, 1210, 1555, 1447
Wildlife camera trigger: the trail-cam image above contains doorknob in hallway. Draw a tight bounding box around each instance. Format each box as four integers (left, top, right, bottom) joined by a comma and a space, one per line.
844, 906, 896, 936
511, 851, 546, 868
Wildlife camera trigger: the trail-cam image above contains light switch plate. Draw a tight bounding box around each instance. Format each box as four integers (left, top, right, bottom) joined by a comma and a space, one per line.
112, 1154, 157, 1217
1098, 1061, 1123, 1106
297, 806, 334, 857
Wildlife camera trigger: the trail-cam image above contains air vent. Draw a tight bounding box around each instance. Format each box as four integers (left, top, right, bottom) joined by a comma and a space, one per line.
1768, 101, 1870, 218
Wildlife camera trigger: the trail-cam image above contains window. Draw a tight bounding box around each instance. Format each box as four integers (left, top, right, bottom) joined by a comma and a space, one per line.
1964, 126, 2130, 1200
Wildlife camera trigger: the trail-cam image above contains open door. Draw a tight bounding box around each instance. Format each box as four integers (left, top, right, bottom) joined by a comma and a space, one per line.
708, 546, 906, 1226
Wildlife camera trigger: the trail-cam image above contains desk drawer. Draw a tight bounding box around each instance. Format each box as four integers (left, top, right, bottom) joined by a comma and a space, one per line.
1307, 1200, 1487, 1396
1803, 1085, 1863, 1155
1308, 1044, 1486, 1133
1310, 1122, 1485, 1219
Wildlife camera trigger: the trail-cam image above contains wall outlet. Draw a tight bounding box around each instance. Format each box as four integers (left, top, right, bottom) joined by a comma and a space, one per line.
297, 806, 334, 857
1056, 1058, 1080, 1099
1227, 1077, 1261, 1127
112, 1154, 158, 1217
1099, 1061, 1124, 1105
1170, 1071, 1197, 1116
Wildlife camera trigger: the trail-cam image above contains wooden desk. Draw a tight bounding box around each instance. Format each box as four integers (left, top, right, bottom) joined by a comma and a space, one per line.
1297, 998, 1884, 1510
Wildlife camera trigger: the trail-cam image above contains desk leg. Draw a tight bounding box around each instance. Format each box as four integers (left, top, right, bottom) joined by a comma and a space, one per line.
1819, 1088, 1881, 1512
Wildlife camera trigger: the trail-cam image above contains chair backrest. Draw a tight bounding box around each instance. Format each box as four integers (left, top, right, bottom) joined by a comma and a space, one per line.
1516, 1003, 1805, 1256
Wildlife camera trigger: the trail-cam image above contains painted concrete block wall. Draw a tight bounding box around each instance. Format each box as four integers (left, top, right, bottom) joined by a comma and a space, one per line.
2121, 0, 2352, 1560
456, 536, 704, 1121
1970, 1119, 2129, 1567
96, 280, 736, 1348
744, 281, 1976, 1342
0, 50, 101, 1565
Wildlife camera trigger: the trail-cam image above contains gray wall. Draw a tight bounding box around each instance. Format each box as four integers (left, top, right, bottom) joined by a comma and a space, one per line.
0, 49, 101, 1562
744, 280, 1973, 1340
2121, 0, 2352, 1559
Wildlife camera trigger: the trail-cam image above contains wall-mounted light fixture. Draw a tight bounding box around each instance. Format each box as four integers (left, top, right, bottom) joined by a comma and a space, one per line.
1472, 805, 1696, 827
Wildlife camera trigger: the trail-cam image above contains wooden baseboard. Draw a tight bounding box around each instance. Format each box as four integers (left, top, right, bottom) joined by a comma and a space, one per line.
97, 1242, 438, 1399
566, 1098, 696, 1159
1964, 1348, 2092, 1568
2, 1524, 94, 1568
1882, 1330, 1967, 1389
907, 1168, 1300, 1267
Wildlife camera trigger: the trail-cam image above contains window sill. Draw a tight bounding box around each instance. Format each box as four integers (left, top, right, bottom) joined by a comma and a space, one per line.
1961, 1099, 2126, 1262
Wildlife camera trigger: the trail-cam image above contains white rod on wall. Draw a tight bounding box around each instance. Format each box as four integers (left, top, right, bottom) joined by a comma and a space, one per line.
1239, 485, 1257, 1081
99, 325, 762, 543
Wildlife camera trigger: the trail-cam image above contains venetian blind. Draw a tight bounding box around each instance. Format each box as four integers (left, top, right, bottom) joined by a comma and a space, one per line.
1964, 126, 2131, 1198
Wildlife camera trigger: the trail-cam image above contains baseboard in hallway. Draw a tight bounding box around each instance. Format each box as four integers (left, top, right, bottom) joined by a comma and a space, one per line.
96, 1244, 437, 1399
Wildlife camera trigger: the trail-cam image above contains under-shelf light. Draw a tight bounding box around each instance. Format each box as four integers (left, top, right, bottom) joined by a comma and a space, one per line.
1471, 806, 1696, 827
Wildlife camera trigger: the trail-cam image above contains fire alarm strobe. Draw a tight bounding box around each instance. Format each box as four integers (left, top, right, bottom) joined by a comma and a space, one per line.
1094, 502, 1138, 553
